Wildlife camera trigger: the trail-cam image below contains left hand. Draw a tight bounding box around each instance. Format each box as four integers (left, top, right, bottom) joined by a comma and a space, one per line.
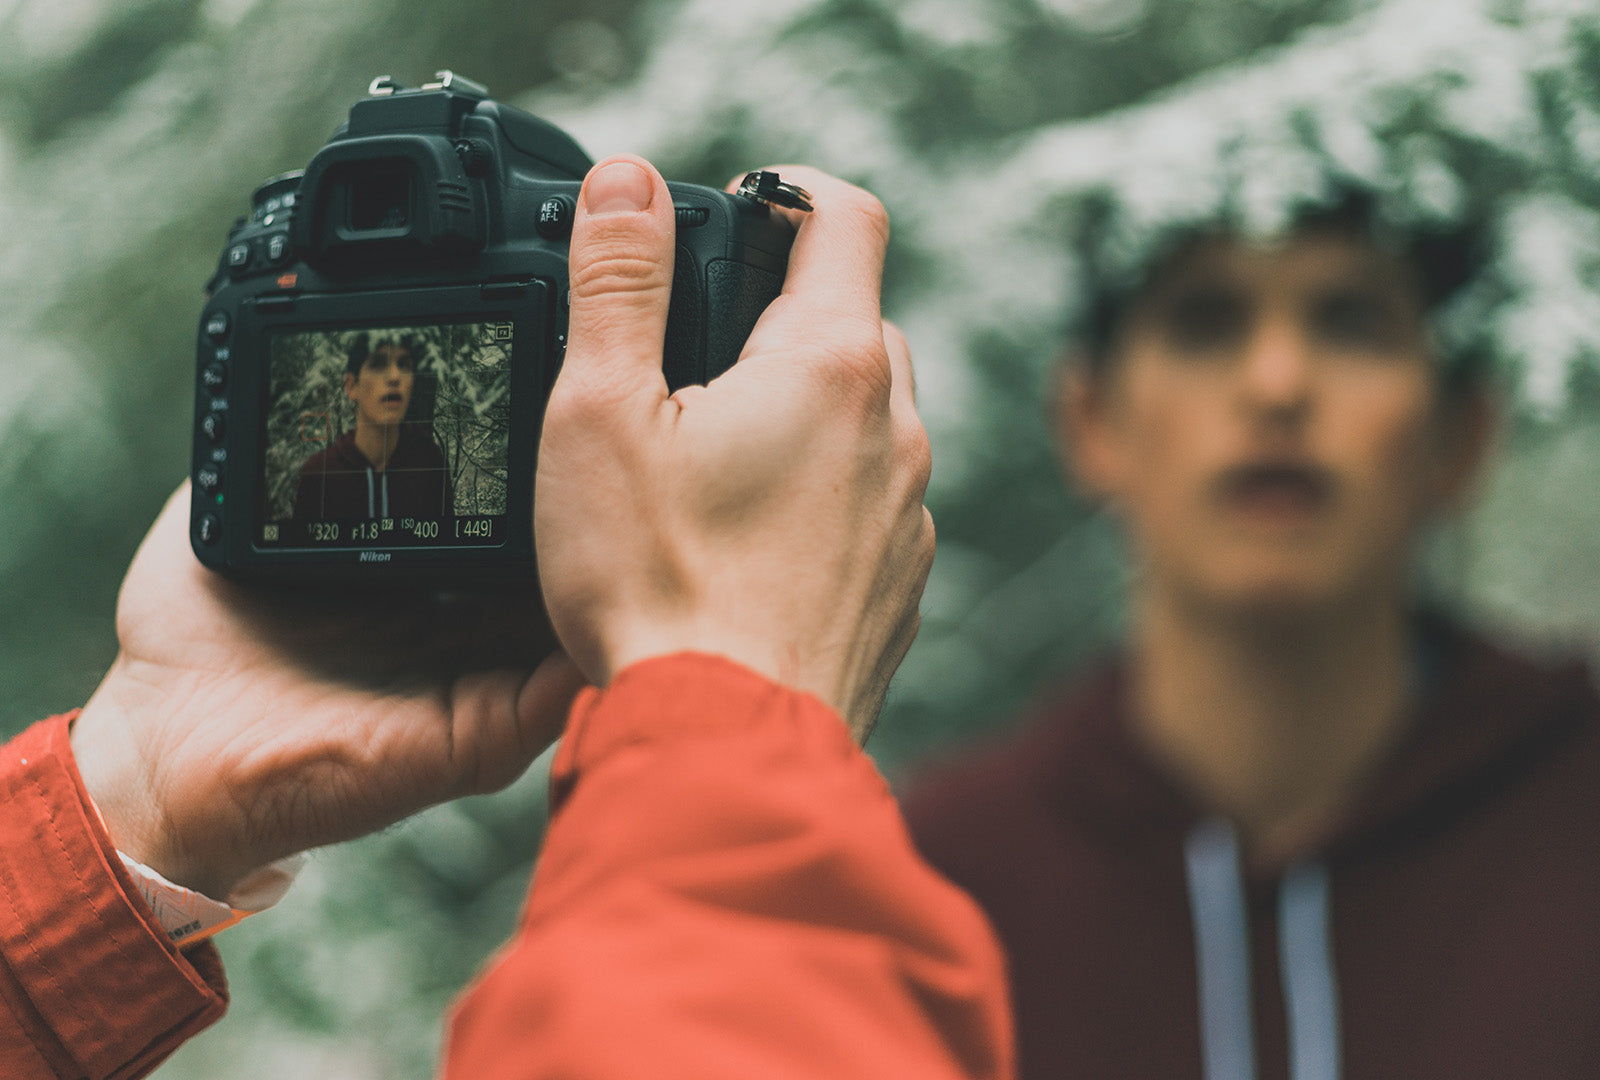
71, 485, 585, 900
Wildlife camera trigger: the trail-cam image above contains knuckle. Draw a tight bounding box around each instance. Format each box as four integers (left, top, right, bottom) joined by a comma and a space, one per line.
898, 415, 933, 485
568, 249, 672, 302
905, 508, 936, 587
882, 319, 910, 357
809, 322, 895, 411
882, 322, 916, 400
746, 166, 890, 246
543, 376, 613, 432
839, 184, 891, 245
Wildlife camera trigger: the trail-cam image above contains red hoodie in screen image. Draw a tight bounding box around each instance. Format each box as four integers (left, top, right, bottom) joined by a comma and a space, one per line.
292, 425, 454, 523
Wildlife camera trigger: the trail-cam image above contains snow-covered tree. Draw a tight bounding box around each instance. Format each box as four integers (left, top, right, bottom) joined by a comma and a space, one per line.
5, 1, 1600, 1074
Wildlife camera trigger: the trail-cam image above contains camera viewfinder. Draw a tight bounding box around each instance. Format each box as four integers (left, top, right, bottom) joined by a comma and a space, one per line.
347, 165, 413, 233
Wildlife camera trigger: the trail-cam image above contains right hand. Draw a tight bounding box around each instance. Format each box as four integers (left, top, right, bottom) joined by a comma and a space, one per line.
535, 156, 933, 740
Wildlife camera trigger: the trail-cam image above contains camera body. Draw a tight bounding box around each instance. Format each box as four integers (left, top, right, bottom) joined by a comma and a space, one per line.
191, 72, 793, 583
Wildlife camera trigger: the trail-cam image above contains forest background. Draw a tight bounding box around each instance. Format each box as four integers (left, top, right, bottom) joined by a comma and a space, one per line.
3, 0, 1600, 1075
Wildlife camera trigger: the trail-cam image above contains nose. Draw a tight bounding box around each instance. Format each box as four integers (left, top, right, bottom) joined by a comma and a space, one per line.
1237, 314, 1312, 424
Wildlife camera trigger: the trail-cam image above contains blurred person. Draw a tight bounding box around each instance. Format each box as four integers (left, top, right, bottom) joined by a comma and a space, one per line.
292, 332, 454, 522
903, 198, 1600, 1078
0, 158, 1011, 1080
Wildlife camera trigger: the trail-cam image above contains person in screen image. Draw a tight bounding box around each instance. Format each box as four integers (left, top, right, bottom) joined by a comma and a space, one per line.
292, 332, 453, 523
902, 195, 1600, 1079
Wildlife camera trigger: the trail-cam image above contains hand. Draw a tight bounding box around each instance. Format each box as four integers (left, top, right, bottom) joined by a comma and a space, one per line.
535, 156, 934, 739
72, 487, 586, 899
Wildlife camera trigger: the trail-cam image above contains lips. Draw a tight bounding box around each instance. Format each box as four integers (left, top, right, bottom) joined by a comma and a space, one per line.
1212, 461, 1336, 517
381, 392, 405, 406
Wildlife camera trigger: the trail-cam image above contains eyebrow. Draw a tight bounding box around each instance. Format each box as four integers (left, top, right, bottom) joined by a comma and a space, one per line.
1151, 257, 1416, 307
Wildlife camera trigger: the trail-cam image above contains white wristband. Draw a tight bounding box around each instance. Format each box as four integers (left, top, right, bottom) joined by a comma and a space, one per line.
118, 852, 306, 947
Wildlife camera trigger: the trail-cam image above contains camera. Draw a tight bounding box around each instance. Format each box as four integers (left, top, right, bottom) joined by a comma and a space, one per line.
190, 72, 796, 583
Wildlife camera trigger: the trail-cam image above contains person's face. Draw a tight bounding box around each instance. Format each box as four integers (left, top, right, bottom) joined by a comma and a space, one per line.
1064, 231, 1491, 620
345, 343, 415, 428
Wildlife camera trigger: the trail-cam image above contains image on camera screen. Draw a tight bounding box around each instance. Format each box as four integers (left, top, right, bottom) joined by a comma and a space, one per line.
257, 320, 512, 550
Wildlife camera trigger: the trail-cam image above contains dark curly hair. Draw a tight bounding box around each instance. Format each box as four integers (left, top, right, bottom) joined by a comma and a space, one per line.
1081, 187, 1490, 395
344, 331, 419, 378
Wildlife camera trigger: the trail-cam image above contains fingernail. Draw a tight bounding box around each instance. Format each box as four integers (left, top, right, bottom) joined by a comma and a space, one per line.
584, 160, 654, 215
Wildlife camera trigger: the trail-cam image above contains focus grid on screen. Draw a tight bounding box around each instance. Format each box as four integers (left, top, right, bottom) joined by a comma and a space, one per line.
258, 319, 513, 550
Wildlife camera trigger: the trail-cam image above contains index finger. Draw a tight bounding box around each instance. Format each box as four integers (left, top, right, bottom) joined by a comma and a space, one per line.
732, 165, 890, 340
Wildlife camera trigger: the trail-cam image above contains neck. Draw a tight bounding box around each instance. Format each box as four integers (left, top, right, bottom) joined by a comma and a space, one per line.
354, 420, 400, 472
1128, 585, 1414, 863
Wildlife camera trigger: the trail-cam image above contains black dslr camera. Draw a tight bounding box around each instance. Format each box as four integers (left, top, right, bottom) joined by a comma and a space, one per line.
191, 72, 800, 583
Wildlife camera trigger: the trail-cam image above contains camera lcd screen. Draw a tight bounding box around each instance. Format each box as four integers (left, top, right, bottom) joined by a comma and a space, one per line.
256, 320, 513, 551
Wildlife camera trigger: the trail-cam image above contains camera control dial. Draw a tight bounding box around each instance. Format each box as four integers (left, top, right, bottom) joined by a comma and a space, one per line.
250, 173, 302, 224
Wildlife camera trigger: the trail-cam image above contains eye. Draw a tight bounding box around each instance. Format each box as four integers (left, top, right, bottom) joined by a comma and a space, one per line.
1158, 287, 1250, 354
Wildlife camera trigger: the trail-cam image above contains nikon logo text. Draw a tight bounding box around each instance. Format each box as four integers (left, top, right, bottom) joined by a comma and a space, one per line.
359, 551, 392, 563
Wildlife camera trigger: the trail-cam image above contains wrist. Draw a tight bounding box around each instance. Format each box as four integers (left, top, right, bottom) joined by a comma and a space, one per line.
73, 661, 251, 899
73, 674, 171, 863
117, 850, 305, 946
602, 626, 881, 744
604, 616, 816, 697
566, 651, 859, 762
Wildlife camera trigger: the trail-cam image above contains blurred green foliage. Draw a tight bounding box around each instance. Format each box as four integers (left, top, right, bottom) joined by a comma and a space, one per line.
3, 0, 1600, 1075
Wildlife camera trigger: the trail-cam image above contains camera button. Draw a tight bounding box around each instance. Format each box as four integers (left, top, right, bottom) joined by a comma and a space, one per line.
201, 363, 228, 393
197, 514, 222, 546
265, 232, 291, 264
204, 311, 231, 343
196, 465, 224, 496
202, 411, 226, 443
227, 242, 252, 272
537, 196, 575, 240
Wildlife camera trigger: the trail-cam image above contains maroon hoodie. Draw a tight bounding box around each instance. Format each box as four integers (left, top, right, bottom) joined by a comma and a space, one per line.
903, 619, 1600, 1080
292, 425, 453, 523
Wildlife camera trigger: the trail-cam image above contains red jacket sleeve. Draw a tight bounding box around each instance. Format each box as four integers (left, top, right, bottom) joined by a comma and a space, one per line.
444, 653, 1015, 1080
0, 714, 228, 1080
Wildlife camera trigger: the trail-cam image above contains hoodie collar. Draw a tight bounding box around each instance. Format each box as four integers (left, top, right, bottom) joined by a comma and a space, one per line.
1033, 616, 1598, 880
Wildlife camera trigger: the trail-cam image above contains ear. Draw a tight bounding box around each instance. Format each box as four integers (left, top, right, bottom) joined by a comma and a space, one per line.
1432, 383, 1499, 512
344, 372, 359, 402
1052, 354, 1123, 502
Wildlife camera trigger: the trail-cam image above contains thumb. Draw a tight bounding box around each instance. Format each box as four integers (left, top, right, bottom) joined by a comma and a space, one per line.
561, 155, 676, 401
